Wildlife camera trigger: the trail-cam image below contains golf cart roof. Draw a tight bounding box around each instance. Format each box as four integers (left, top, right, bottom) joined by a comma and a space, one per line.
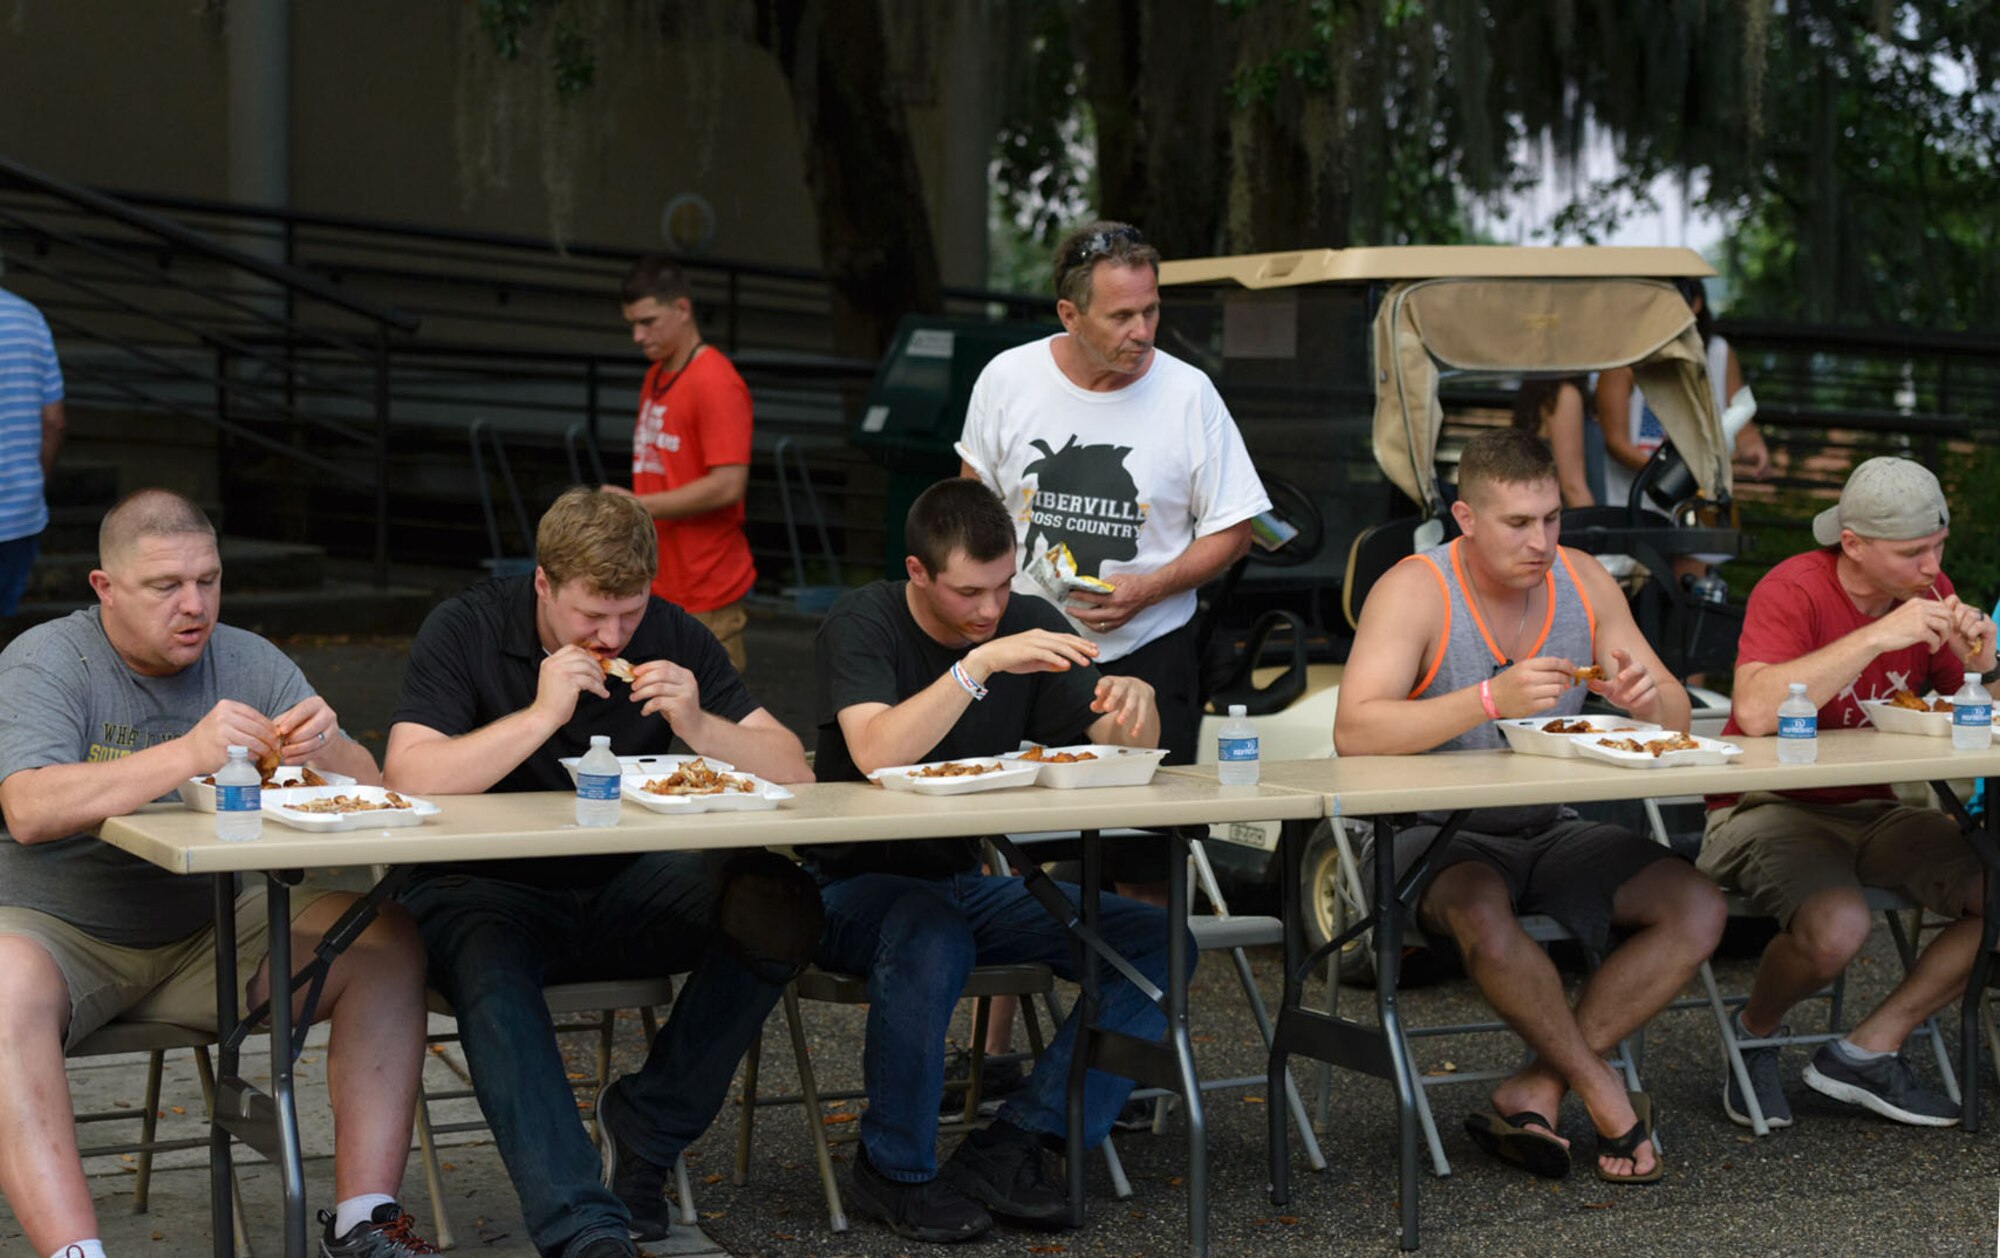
1159, 245, 1716, 289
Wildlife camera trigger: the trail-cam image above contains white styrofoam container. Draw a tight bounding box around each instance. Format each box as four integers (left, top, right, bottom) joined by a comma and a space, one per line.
558, 753, 734, 786
1000, 744, 1167, 789
1495, 715, 1662, 759
869, 758, 1041, 796
260, 785, 440, 832
620, 772, 791, 813
181, 766, 356, 812
1570, 732, 1744, 770
1857, 698, 1953, 737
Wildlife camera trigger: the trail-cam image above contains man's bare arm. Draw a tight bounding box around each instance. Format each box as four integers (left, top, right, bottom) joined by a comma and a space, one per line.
610, 465, 749, 522
1569, 552, 1690, 731
1732, 597, 1957, 735
383, 710, 566, 796
672, 707, 813, 784
1333, 563, 1484, 756
1, 744, 204, 844
39, 401, 63, 475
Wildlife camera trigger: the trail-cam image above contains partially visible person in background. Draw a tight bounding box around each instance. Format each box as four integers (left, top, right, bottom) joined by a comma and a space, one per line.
0, 275, 65, 617
1594, 279, 1771, 512
1510, 376, 1593, 509
614, 254, 756, 672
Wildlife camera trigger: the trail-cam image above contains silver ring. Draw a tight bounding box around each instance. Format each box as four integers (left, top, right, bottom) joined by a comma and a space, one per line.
317, 731, 326, 744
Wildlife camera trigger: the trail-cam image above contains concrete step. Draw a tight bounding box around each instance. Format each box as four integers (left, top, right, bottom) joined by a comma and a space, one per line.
25, 536, 326, 603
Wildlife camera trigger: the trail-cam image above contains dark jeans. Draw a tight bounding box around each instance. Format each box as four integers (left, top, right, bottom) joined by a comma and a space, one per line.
400, 851, 813, 1257
814, 867, 1191, 1181
0, 533, 38, 616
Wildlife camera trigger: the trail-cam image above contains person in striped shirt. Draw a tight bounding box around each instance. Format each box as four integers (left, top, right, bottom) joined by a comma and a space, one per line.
0, 281, 65, 616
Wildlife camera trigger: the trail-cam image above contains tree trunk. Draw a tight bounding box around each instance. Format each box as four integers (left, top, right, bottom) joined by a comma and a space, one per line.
752, 0, 943, 360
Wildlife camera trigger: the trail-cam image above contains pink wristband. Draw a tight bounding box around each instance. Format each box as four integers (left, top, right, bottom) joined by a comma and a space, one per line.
1479, 678, 1500, 720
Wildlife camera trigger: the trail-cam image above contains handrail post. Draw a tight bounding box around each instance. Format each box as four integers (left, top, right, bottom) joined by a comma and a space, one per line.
586, 358, 602, 481
373, 326, 390, 589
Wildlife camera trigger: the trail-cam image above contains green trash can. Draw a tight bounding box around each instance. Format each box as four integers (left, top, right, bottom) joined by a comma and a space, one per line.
853, 315, 1057, 573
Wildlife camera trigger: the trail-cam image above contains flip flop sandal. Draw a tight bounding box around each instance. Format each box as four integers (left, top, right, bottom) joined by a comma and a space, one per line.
1464, 1109, 1571, 1179
1595, 1091, 1664, 1185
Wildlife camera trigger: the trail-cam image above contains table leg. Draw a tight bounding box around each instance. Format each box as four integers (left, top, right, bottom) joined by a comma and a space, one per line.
1165, 830, 1207, 1256
265, 872, 310, 1257
1268, 817, 1307, 1207
1929, 776, 2000, 1135
1065, 829, 1101, 1229
211, 877, 239, 1258
1374, 817, 1422, 1251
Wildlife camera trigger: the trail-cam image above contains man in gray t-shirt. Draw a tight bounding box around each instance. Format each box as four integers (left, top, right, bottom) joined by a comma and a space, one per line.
0, 490, 438, 1258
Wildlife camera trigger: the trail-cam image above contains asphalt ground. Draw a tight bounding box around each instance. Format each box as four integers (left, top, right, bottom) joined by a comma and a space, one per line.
9, 607, 2000, 1256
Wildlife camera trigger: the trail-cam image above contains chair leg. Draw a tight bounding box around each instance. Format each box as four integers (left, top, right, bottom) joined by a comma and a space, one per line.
1981, 992, 2000, 1092
735, 1025, 763, 1186
133, 1048, 166, 1213
674, 1152, 697, 1225
783, 986, 847, 1232
1400, 1024, 1451, 1178
1702, 960, 1769, 1136
1228, 944, 1326, 1171
962, 997, 991, 1126
1035, 986, 1127, 1193
408, 1073, 457, 1251
194, 1046, 257, 1258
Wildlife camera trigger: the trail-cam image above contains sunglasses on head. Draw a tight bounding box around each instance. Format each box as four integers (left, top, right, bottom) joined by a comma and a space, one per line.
1061, 225, 1148, 276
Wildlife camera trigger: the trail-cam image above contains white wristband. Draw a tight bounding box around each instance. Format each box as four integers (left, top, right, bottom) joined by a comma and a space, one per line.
950, 660, 988, 702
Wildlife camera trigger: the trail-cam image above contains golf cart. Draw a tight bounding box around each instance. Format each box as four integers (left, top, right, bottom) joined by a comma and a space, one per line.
1156, 246, 1744, 964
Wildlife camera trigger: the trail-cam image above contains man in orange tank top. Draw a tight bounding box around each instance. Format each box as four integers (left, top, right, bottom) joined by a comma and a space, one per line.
612, 255, 757, 672
1336, 429, 1724, 1185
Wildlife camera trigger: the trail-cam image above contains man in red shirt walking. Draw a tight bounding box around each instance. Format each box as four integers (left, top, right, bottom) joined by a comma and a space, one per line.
614, 255, 757, 670
1701, 456, 1995, 1131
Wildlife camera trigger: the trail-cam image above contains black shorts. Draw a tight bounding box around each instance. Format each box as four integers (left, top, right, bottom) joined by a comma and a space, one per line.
1390, 816, 1674, 959
1096, 621, 1200, 884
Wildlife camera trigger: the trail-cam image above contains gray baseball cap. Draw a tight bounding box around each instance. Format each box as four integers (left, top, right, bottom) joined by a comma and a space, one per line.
1812, 456, 1950, 546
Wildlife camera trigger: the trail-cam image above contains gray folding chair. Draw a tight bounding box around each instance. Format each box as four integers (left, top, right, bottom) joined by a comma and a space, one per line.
67, 1020, 254, 1254
411, 979, 694, 1250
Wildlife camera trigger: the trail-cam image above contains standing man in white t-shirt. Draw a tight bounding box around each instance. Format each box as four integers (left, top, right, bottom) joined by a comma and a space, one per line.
957, 220, 1270, 884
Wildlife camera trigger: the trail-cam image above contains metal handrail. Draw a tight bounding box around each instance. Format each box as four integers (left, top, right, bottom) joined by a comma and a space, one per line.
0, 156, 419, 333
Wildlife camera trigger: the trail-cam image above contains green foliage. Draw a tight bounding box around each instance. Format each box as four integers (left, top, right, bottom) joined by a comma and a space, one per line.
1939, 440, 2000, 609
475, 0, 596, 101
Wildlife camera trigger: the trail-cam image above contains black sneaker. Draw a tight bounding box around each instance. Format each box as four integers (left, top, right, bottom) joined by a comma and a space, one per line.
318, 1203, 439, 1257
938, 1045, 1026, 1115
595, 1081, 677, 1241
1803, 1044, 1961, 1126
940, 1119, 1074, 1230
566, 1237, 637, 1258
1723, 1019, 1794, 1129
847, 1144, 993, 1243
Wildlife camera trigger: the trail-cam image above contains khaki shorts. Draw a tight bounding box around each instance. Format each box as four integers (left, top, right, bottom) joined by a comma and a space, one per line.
0, 885, 335, 1051
690, 599, 748, 674
1698, 792, 1980, 928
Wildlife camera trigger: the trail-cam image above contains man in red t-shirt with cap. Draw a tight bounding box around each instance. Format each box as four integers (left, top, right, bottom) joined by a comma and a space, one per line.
1701, 456, 1995, 1132
613, 255, 756, 670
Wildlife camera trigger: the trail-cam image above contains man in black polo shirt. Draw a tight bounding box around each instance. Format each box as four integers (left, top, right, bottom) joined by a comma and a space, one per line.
384, 487, 821, 1258
809, 478, 1184, 1244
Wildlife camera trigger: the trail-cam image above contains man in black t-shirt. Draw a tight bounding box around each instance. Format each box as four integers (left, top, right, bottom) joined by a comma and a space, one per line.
809, 478, 1184, 1245
384, 488, 821, 1258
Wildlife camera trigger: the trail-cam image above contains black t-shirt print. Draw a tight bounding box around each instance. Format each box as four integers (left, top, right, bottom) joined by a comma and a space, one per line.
1022, 435, 1147, 580
807, 580, 1102, 880
393, 575, 761, 887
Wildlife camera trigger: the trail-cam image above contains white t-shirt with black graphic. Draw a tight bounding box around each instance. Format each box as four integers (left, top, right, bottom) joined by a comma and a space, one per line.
956, 336, 1270, 662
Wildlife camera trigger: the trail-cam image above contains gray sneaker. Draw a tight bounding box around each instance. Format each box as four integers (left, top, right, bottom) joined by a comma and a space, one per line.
1723, 1020, 1793, 1129
318, 1204, 438, 1257
1803, 1044, 1961, 1126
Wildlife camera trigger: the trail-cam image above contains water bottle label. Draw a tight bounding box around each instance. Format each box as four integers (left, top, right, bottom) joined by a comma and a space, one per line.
1777, 715, 1816, 740
1219, 736, 1259, 762
216, 785, 261, 812
577, 772, 620, 801
1954, 703, 1992, 727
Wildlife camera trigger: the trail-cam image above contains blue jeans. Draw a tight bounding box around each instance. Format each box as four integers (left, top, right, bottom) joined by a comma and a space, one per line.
814, 867, 1191, 1181
400, 852, 810, 1257
0, 533, 37, 617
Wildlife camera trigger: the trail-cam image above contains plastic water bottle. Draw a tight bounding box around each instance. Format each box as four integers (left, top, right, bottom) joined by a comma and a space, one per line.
215, 745, 263, 841
575, 734, 623, 827
1776, 682, 1818, 765
1217, 704, 1260, 785
1951, 672, 1994, 752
